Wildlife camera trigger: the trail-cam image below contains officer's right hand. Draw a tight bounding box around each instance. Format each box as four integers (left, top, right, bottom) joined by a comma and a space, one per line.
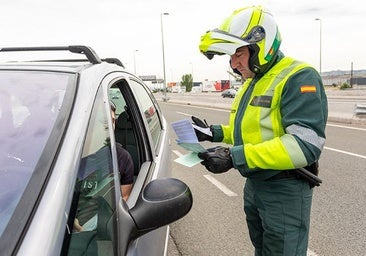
192, 116, 213, 142
198, 146, 233, 173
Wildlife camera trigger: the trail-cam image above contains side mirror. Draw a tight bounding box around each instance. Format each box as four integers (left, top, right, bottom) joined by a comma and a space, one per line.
118, 178, 192, 255
130, 178, 192, 236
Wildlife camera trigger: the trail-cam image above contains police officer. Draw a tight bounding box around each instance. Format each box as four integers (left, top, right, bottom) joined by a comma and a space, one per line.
194, 6, 328, 256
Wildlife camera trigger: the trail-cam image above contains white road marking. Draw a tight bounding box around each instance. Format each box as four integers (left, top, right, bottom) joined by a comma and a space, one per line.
203, 174, 238, 197
173, 149, 237, 197
307, 249, 318, 256
324, 146, 366, 159
172, 150, 183, 157
327, 123, 366, 131
176, 111, 193, 117
171, 104, 230, 113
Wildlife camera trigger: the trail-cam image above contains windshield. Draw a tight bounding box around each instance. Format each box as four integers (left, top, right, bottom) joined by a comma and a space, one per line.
0, 70, 71, 236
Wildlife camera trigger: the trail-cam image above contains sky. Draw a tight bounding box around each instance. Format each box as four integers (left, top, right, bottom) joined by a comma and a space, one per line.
1, 0, 365, 82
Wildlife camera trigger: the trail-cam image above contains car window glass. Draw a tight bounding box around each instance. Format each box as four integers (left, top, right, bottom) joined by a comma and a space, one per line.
109, 87, 126, 116
128, 79, 162, 149
65, 88, 116, 255
109, 84, 141, 180
0, 71, 69, 237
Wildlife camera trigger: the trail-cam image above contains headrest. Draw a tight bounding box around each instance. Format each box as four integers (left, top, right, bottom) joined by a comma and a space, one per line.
115, 111, 132, 129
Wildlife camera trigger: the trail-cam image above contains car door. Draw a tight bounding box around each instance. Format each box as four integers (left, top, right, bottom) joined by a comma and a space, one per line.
119, 76, 171, 256
102, 73, 172, 255
62, 71, 172, 256
61, 84, 120, 255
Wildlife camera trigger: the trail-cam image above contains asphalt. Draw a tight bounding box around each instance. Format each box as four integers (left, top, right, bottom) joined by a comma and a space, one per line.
156, 87, 366, 126
162, 87, 366, 254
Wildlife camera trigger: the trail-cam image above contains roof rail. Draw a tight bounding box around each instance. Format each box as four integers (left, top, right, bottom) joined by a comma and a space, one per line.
102, 58, 125, 68
0, 45, 102, 64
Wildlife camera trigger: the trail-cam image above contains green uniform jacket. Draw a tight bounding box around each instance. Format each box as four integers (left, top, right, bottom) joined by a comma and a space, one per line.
212, 52, 328, 180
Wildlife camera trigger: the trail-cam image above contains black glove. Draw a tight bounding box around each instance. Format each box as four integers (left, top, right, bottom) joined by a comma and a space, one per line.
198, 146, 233, 174
192, 116, 213, 142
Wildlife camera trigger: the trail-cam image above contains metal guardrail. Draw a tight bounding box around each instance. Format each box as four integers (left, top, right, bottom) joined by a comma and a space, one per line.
354, 104, 366, 116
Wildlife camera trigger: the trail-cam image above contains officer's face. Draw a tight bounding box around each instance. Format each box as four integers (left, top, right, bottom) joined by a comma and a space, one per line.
230, 46, 255, 79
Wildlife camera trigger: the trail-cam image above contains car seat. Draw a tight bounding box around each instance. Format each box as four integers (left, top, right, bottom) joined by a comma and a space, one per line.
114, 111, 139, 176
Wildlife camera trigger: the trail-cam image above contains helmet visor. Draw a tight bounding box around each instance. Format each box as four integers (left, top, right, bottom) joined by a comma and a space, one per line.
202, 51, 225, 60
199, 27, 265, 59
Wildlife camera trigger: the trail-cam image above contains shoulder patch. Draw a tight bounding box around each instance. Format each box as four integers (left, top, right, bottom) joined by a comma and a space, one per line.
300, 85, 317, 93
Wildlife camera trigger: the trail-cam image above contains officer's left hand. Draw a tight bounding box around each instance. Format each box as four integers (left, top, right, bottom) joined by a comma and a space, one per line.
198, 146, 233, 174
191, 116, 213, 142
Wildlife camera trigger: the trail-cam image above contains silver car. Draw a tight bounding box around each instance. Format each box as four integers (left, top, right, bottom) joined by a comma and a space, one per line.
0, 46, 192, 256
221, 88, 237, 98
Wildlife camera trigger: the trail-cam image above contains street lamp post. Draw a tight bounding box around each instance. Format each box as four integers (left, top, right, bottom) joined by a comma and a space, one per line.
133, 49, 138, 74
161, 12, 169, 101
189, 62, 193, 80
315, 18, 322, 75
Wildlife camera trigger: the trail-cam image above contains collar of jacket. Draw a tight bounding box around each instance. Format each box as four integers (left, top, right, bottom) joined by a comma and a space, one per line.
254, 51, 285, 79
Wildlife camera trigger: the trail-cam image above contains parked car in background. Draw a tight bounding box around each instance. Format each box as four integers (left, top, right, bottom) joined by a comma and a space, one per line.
0, 46, 192, 256
221, 88, 237, 98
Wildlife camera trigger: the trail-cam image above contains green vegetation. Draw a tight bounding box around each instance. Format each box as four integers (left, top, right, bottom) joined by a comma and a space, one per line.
339, 83, 352, 90
181, 74, 193, 92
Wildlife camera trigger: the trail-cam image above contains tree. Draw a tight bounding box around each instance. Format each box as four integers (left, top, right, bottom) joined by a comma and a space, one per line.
181, 74, 193, 92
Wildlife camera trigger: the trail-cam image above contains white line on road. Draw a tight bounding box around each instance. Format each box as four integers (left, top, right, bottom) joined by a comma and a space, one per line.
176, 111, 192, 117
172, 150, 184, 157
203, 174, 238, 197
324, 146, 366, 159
172, 150, 238, 197
307, 249, 318, 256
327, 123, 366, 131
170, 104, 230, 112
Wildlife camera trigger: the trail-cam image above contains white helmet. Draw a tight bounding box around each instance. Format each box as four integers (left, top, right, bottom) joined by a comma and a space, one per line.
199, 6, 281, 74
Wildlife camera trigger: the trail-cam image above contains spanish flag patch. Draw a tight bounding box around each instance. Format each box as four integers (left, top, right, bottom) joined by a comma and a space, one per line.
300, 85, 317, 93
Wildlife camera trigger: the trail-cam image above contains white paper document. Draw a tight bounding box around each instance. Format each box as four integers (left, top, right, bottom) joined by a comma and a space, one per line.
171, 119, 207, 167
174, 152, 202, 167
171, 119, 199, 143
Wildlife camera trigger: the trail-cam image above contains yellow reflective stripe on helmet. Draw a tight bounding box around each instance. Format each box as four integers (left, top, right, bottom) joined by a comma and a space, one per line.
220, 7, 251, 32
199, 5, 281, 66
243, 6, 263, 38
219, 11, 236, 32
199, 31, 215, 53
219, 6, 263, 39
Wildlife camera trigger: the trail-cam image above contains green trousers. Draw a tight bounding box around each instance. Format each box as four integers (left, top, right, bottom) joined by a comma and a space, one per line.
244, 177, 313, 256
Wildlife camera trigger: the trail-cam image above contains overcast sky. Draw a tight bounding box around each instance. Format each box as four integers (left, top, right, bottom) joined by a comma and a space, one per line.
1, 0, 365, 82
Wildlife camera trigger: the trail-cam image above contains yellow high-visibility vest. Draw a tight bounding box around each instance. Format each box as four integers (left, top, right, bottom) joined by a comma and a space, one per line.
222, 57, 311, 170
